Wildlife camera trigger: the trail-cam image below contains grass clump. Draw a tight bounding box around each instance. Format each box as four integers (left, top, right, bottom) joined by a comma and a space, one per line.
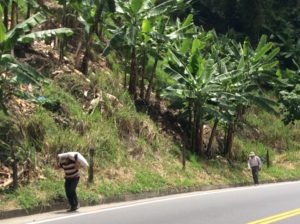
16, 187, 41, 210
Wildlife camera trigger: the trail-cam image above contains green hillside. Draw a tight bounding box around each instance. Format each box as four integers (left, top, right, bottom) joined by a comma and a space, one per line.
1, 58, 300, 211
1, 0, 300, 213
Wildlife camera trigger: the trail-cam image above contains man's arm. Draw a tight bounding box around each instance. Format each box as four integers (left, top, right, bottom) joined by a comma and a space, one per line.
74, 154, 80, 169
54, 162, 61, 170
257, 156, 262, 168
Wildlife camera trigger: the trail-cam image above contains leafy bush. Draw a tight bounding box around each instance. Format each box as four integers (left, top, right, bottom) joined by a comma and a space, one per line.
16, 187, 40, 210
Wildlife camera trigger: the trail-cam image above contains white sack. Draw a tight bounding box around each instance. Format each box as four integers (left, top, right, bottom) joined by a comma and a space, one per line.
58, 152, 89, 167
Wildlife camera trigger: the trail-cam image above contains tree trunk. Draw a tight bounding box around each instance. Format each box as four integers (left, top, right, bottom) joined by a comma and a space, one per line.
206, 119, 218, 158
0, 87, 9, 115
10, 1, 18, 30
197, 122, 204, 156
94, 2, 104, 38
3, 0, 9, 29
11, 143, 18, 189
80, 1, 104, 74
182, 144, 186, 170
188, 100, 193, 151
155, 89, 161, 110
59, 2, 67, 63
140, 51, 146, 99
74, 40, 83, 68
80, 35, 90, 75
145, 57, 159, 103
191, 103, 196, 153
124, 72, 127, 90
88, 148, 95, 184
194, 105, 203, 156
26, 2, 31, 19
224, 122, 234, 158
266, 148, 270, 168
129, 47, 137, 100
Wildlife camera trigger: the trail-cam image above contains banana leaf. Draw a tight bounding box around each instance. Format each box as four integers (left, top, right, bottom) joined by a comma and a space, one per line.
18, 28, 74, 43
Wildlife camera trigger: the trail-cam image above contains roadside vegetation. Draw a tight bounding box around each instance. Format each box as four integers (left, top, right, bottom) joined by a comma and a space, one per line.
1, 0, 300, 212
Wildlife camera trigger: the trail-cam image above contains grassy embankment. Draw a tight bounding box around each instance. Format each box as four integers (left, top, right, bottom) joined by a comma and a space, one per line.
1, 67, 300, 212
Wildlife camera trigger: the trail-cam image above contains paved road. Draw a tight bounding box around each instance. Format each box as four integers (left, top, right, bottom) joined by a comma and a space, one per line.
3, 181, 300, 224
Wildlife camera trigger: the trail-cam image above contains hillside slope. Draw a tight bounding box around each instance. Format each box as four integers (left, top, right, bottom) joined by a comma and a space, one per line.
1, 42, 300, 212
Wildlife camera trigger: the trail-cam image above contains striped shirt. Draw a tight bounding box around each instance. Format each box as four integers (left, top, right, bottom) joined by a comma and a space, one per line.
60, 160, 80, 179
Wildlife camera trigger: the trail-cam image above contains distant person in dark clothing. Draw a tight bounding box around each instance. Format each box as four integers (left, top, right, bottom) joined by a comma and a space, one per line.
55, 155, 80, 212
248, 151, 262, 185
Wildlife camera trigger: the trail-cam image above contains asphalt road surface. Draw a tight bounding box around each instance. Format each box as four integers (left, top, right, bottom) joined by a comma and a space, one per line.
3, 181, 300, 224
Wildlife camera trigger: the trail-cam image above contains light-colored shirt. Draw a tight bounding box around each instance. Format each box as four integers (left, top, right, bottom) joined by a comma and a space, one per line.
248, 156, 262, 169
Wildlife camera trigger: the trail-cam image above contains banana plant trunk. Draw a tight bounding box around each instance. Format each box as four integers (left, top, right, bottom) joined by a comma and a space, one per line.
10, 0, 18, 30
59, 1, 67, 63
2, 0, 9, 29
26, 2, 31, 19
81, 3, 104, 75
11, 142, 18, 189
129, 47, 137, 100
145, 56, 159, 103
188, 100, 193, 151
80, 37, 90, 75
197, 122, 204, 156
191, 102, 196, 153
194, 105, 204, 156
224, 122, 235, 158
207, 119, 218, 158
140, 50, 146, 99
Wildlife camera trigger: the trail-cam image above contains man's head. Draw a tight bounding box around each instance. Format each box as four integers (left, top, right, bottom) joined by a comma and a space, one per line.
249, 151, 255, 157
60, 157, 71, 164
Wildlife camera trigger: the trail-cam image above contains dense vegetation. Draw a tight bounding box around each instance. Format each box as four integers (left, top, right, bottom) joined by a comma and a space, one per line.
0, 0, 300, 211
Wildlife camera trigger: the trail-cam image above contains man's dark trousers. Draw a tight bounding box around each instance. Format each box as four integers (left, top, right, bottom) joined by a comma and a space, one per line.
65, 177, 80, 209
251, 166, 259, 184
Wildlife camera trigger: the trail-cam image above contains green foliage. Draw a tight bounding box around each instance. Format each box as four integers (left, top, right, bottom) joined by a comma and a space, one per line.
245, 107, 300, 151
235, 138, 274, 163
2, 0, 300, 213
0, 111, 13, 162
188, 154, 202, 170
279, 65, 300, 125
42, 83, 83, 118
129, 169, 167, 192
19, 28, 73, 43
38, 178, 65, 203
0, 5, 5, 42
78, 190, 99, 205
97, 169, 167, 196
16, 187, 40, 210
1, 12, 47, 52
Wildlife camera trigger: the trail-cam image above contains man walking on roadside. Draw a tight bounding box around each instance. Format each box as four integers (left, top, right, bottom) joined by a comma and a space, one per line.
248, 151, 262, 185
55, 154, 81, 212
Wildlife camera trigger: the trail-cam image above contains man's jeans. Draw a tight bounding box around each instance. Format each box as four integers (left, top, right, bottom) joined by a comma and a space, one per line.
65, 177, 80, 209
251, 166, 259, 184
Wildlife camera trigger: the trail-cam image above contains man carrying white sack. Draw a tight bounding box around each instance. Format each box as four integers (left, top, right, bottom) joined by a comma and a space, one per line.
55, 152, 88, 212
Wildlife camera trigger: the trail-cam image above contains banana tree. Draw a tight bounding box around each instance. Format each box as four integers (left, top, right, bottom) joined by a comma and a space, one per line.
220, 35, 280, 158
143, 13, 195, 104
163, 34, 226, 156
0, 10, 73, 114
73, 0, 116, 74
279, 61, 300, 125
103, 0, 179, 100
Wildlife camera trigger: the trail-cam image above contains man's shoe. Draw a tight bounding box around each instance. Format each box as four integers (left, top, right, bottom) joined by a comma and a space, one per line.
67, 207, 77, 212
